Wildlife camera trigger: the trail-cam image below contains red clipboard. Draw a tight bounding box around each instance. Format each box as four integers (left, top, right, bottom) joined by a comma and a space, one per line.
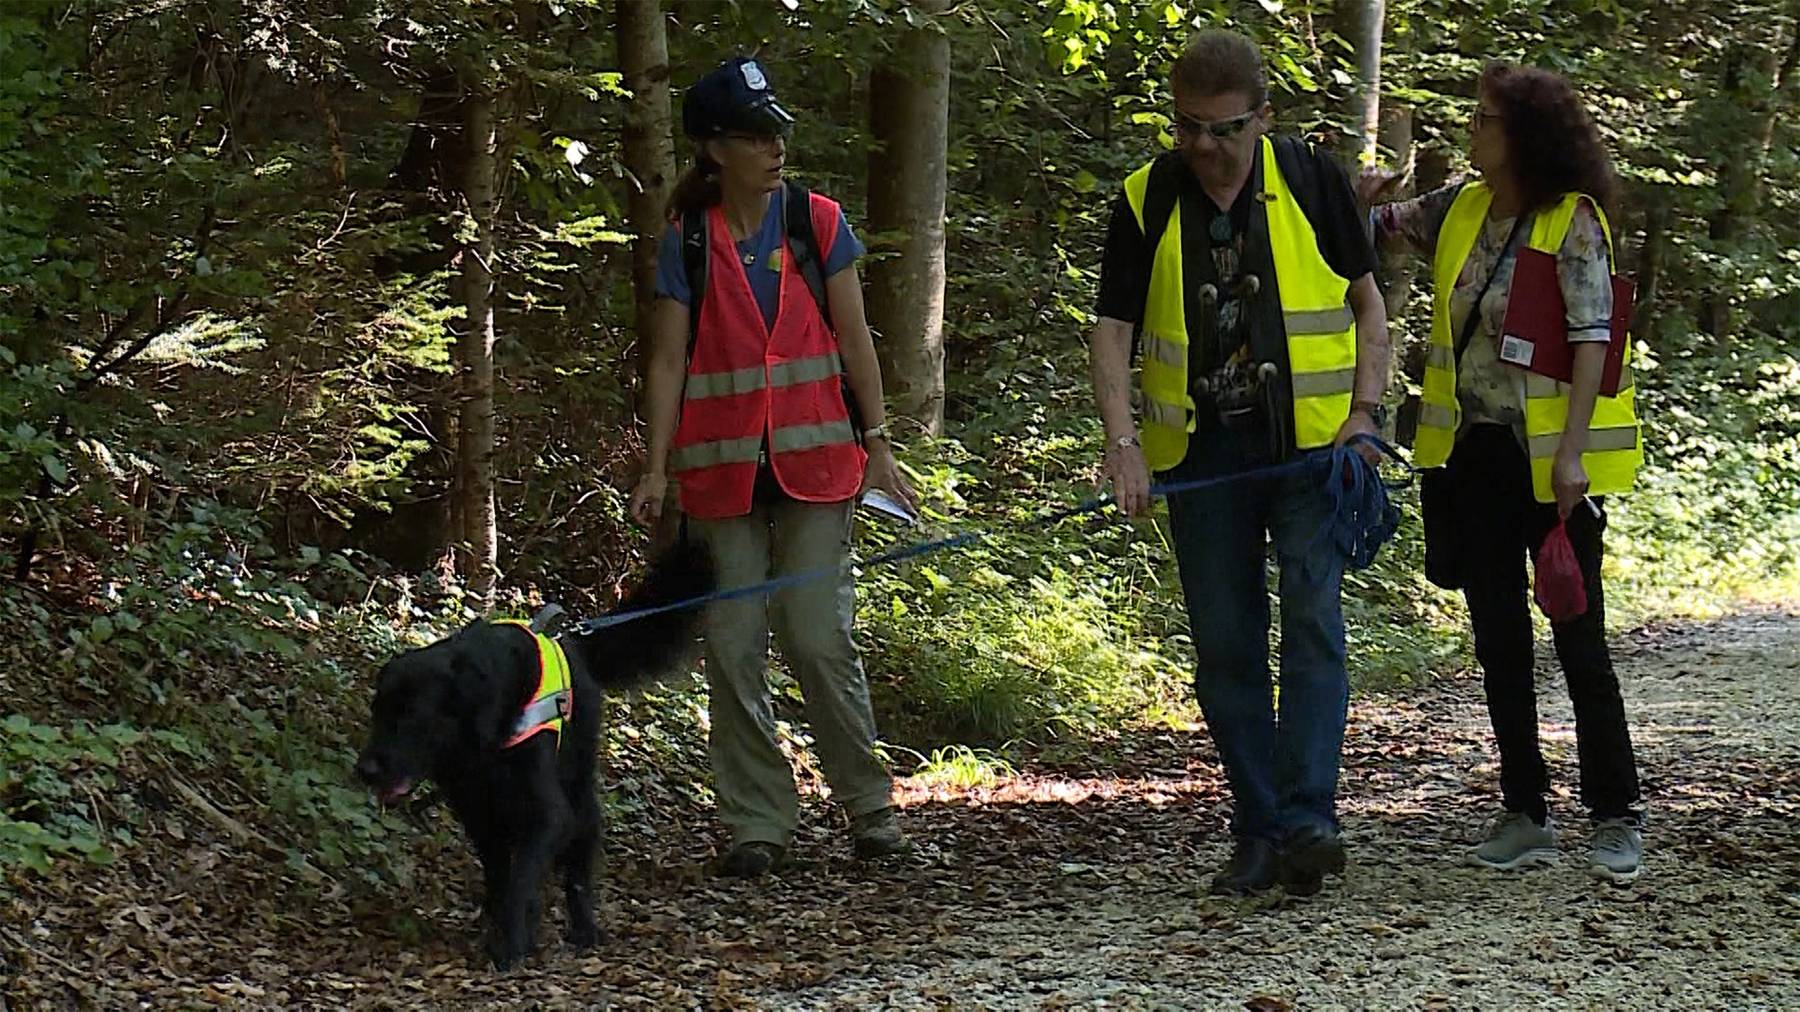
1496, 246, 1632, 396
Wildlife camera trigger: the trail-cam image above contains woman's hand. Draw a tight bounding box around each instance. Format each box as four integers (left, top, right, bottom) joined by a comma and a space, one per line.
629, 470, 669, 527
860, 439, 918, 514
1551, 446, 1589, 519
1355, 166, 1404, 206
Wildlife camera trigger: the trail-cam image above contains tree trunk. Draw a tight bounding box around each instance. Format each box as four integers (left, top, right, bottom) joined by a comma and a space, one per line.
1633, 196, 1669, 347
1336, 0, 1385, 164
865, 0, 950, 437
1711, 22, 1799, 244
1374, 101, 1416, 331
1703, 24, 1796, 337
618, 0, 677, 380
458, 89, 500, 607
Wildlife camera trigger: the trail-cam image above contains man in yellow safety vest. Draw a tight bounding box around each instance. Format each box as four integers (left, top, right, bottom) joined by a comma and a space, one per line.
1086, 29, 1391, 897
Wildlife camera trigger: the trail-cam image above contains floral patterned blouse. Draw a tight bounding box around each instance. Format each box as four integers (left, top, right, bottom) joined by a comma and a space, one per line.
1371, 184, 1614, 441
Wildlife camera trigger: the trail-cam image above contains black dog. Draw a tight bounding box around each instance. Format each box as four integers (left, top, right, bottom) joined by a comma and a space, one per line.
355, 540, 712, 969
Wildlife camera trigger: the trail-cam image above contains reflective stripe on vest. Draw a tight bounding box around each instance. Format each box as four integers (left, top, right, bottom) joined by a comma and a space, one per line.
493, 620, 572, 750
669, 419, 858, 471
684, 351, 845, 401
1122, 139, 1360, 471
1415, 183, 1643, 502
667, 189, 866, 519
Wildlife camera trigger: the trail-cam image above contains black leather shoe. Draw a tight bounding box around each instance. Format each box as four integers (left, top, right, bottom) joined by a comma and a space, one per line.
1279, 824, 1346, 897
1210, 836, 1280, 895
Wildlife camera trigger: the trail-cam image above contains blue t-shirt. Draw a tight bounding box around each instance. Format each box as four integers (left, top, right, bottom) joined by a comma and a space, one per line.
654, 194, 864, 329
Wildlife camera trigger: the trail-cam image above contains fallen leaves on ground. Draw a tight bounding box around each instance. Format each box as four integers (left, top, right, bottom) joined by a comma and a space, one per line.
6, 609, 1800, 1009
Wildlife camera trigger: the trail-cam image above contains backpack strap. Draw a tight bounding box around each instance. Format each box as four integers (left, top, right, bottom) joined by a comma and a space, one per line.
1140, 154, 1182, 253
681, 206, 708, 355
783, 183, 863, 440
783, 183, 832, 328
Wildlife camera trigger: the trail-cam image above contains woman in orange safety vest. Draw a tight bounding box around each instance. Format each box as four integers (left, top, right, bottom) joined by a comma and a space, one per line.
629, 57, 917, 878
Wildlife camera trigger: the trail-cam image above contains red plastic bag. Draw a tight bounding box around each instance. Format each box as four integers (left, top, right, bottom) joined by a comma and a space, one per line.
1534, 519, 1589, 622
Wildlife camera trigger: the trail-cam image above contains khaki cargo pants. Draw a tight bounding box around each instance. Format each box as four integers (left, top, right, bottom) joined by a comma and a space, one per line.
689, 493, 893, 848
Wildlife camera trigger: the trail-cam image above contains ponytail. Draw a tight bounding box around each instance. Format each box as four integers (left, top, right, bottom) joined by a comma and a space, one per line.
665, 151, 722, 222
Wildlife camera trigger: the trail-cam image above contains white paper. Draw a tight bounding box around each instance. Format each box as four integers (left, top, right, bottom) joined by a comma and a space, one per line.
859, 488, 919, 526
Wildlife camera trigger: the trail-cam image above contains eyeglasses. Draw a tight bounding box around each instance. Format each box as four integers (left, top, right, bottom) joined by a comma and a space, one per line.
723, 132, 785, 151
1172, 108, 1259, 140
1472, 107, 1505, 130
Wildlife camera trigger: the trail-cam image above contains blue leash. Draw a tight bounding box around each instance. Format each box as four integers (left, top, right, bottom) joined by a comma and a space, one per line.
574, 435, 1411, 635
1305, 434, 1409, 579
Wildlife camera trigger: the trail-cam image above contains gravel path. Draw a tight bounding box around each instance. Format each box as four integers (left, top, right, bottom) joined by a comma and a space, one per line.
8, 609, 1799, 1009
739, 608, 1800, 1011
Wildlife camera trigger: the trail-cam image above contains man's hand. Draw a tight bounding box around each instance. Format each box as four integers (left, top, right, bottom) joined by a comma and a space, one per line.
1551, 445, 1589, 519
1334, 411, 1382, 467
1104, 438, 1152, 517
629, 471, 668, 527
860, 439, 918, 514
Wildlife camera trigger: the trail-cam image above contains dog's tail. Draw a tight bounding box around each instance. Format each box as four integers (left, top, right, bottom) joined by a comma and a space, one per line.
568, 538, 714, 691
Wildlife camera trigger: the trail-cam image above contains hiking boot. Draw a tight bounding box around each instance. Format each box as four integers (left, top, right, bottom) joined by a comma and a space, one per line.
851, 807, 913, 859
719, 840, 785, 878
1468, 812, 1558, 870
1279, 824, 1347, 897
1210, 837, 1280, 896
1588, 818, 1643, 884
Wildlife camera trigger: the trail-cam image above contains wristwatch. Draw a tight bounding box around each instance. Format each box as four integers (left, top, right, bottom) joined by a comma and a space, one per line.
1350, 400, 1388, 428
862, 423, 891, 443
1113, 434, 1141, 450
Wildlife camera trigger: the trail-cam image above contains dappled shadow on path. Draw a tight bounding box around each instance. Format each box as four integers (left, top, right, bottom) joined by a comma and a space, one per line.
7, 611, 1799, 1008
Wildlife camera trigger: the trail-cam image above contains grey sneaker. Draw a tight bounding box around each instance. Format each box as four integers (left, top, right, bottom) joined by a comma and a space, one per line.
1468, 812, 1559, 870
851, 807, 913, 859
1588, 818, 1643, 883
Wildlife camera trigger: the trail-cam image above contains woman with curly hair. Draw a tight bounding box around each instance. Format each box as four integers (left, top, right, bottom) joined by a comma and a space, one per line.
1361, 62, 1646, 882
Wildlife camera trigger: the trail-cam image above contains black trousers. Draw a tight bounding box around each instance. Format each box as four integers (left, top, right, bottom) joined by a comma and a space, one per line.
1426, 424, 1641, 823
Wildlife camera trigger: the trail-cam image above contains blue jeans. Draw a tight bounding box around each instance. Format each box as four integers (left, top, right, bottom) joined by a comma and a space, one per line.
1162, 431, 1349, 842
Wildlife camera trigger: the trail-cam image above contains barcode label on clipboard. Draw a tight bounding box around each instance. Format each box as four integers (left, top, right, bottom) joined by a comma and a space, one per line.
1499, 334, 1535, 367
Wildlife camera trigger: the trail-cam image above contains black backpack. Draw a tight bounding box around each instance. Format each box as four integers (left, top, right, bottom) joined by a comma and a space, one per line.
679, 182, 862, 436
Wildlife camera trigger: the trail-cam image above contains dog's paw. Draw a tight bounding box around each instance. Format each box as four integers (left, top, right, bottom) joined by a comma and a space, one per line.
485, 937, 528, 972
568, 918, 602, 950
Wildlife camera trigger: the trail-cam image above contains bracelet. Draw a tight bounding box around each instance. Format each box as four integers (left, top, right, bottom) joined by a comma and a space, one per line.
1350, 401, 1388, 427
862, 424, 891, 443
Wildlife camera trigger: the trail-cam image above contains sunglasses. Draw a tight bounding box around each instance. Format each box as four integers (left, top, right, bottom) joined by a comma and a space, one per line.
1472, 107, 1505, 130
1172, 108, 1259, 140
723, 131, 785, 151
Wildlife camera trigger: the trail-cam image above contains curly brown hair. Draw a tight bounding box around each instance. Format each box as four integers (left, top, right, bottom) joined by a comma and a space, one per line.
1481, 62, 1618, 217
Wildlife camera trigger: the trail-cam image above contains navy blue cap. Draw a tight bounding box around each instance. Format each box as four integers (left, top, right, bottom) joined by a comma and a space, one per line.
681, 57, 796, 140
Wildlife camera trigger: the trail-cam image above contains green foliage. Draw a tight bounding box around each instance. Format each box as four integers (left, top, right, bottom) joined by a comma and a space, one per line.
0, 717, 167, 875
905, 744, 1019, 789
1607, 324, 1800, 619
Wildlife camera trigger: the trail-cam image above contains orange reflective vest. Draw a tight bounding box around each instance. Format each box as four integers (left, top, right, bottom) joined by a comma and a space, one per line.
670, 191, 865, 519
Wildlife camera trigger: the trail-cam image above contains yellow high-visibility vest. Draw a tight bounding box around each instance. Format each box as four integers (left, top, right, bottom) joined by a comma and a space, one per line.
493, 620, 572, 750
1122, 137, 1359, 470
1414, 182, 1641, 502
